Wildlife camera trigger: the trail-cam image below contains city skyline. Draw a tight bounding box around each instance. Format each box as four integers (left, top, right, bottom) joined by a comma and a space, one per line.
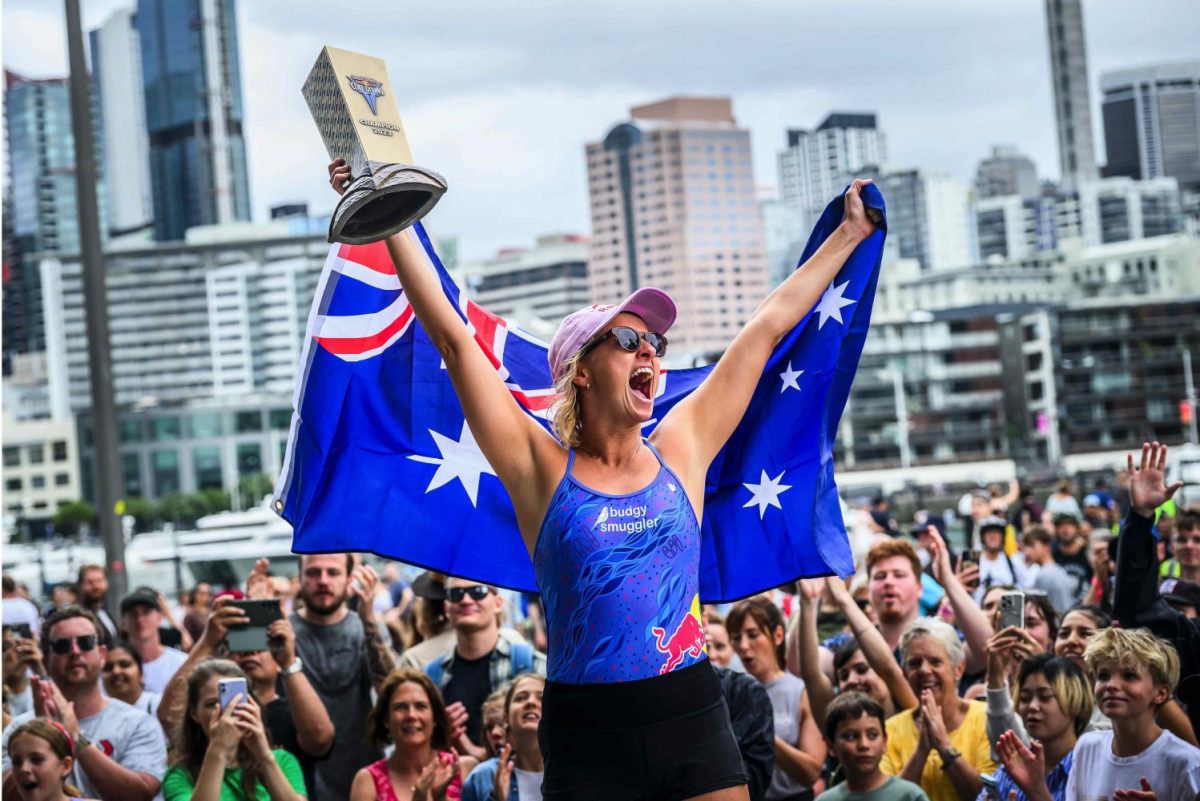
3, 0, 1198, 261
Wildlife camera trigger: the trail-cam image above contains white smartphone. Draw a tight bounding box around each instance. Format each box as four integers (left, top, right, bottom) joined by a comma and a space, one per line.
218, 677, 247, 712
998, 591, 1026, 630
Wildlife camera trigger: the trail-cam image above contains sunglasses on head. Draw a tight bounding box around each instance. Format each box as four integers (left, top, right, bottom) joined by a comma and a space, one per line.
447, 585, 491, 604
49, 635, 98, 655
584, 326, 668, 358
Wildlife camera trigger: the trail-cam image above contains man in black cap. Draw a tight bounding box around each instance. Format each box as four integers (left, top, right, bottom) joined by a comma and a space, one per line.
397, 571, 455, 670
121, 587, 188, 694
1161, 578, 1200, 620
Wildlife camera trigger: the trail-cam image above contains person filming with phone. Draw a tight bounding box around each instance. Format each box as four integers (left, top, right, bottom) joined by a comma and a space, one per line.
162, 658, 306, 800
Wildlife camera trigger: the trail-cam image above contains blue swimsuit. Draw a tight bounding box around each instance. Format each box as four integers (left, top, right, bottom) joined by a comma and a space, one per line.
534, 440, 707, 684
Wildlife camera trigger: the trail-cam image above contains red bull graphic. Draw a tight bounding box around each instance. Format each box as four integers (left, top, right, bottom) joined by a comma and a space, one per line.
652, 610, 706, 675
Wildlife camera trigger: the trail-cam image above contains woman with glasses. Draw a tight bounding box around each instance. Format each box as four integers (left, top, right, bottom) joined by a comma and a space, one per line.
329, 159, 878, 801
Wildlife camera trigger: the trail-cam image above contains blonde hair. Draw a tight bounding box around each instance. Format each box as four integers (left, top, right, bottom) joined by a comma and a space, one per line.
1083, 627, 1180, 690
549, 350, 585, 449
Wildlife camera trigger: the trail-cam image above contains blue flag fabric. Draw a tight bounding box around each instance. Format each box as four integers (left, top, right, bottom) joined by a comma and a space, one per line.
277, 185, 887, 602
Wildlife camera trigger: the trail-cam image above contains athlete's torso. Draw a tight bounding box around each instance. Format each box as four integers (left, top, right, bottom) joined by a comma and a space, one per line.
534, 440, 707, 684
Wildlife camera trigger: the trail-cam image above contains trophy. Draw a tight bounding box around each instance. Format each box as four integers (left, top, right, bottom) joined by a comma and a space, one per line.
302, 46, 446, 244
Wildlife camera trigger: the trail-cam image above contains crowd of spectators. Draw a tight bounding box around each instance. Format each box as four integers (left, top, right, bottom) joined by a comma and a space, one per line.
2, 441, 1200, 800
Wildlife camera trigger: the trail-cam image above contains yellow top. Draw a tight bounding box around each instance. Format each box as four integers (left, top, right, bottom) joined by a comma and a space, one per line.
880, 700, 996, 801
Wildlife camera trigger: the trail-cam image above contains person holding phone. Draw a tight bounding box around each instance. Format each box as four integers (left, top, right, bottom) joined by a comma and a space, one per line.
229, 616, 333, 797
162, 658, 306, 801
3, 625, 43, 720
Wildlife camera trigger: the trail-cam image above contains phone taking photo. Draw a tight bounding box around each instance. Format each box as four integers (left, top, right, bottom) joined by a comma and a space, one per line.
999, 591, 1026, 630
218, 677, 247, 712
225, 599, 283, 653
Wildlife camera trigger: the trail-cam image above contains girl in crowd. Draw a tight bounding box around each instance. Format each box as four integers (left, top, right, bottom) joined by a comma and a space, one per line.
479, 688, 509, 759
986, 655, 1092, 801
7, 719, 97, 801
100, 640, 160, 716
462, 674, 545, 801
704, 612, 741, 671
350, 668, 470, 801
791, 577, 916, 730
328, 152, 878, 801
729, 596, 826, 800
162, 659, 306, 801
880, 617, 995, 801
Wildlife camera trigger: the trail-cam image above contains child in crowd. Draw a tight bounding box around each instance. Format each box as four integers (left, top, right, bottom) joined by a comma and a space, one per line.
1065, 627, 1200, 800
6, 718, 97, 801
817, 693, 927, 801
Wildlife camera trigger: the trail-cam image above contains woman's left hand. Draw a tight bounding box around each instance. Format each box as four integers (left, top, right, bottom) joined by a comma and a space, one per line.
413, 751, 459, 801
232, 695, 272, 761
842, 178, 879, 241
920, 689, 951, 752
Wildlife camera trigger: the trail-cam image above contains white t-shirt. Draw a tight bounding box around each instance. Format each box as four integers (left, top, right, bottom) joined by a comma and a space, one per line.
515, 768, 543, 801
1066, 728, 1200, 801
141, 647, 188, 694
974, 550, 1030, 601
3, 698, 168, 797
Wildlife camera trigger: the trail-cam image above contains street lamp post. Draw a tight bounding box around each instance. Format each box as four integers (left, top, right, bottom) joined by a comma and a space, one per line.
64, 0, 128, 614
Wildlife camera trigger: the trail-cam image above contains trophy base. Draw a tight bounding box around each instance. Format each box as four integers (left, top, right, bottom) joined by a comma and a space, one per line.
329, 161, 447, 245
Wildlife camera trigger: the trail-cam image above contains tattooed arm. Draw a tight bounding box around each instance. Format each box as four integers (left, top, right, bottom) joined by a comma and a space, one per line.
353, 564, 397, 690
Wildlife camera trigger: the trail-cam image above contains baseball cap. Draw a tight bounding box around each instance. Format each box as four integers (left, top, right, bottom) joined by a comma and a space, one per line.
412, 571, 446, 602
1161, 578, 1200, 610
119, 587, 159, 616
979, 516, 1007, 533
547, 288, 677, 382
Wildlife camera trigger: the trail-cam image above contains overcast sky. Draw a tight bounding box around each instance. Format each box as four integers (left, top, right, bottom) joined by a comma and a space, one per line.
4, 1, 1198, 259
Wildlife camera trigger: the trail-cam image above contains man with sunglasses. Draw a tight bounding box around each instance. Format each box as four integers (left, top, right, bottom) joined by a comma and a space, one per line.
1, 606, 167, 800
425, 577, 546, 760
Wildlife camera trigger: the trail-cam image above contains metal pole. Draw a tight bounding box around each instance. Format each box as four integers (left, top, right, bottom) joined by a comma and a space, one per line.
64, 0, 127, 617
1185, 345, 1199, 446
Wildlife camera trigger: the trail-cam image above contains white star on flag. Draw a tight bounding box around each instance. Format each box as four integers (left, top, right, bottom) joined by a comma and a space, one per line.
742, 469, 792, 519
778, 361, 803, 393
408, 421, 497, 506
814, 281, 857, 329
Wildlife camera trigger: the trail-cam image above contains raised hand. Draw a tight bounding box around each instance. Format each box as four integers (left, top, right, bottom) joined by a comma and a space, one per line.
1128, 442, 1183, 518
267, 617, 297, 669
350, 564, 379, 621
246, 557, 272, 599
328, 159, 351, 197
200, 597, 250, 652
842, 178, 880, 240
997, 730, 1046, 793
920, 690, 950, 752
413, 750, 459, 801
492, 744, 514, 801
232, 695, 272, 761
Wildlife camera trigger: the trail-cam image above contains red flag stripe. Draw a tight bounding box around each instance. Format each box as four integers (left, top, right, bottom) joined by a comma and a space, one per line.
317, 305, 414, 355
338, 241, 396, 275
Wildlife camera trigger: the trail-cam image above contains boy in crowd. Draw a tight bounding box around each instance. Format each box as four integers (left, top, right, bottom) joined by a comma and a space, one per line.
1067, 627, 1200, 800
818, 692, 927, 801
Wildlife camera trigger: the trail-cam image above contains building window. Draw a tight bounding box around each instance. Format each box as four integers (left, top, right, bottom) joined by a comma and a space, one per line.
152, 449, 181, 496
28, 445, 44, 465
269, 409, 292, 430
237, 444, 263, 477
6, 479, 21, 491
235, 411, 263, 433
120, 419, 144, 443
31, 476, 45, 489
3, 447, 18, 467
122, 453, 143, 497
193, 446, 224, 490
55, 473, 69, 487
52, 441, 68, 461
152, 417, 182, 441
190, 413, 222, 439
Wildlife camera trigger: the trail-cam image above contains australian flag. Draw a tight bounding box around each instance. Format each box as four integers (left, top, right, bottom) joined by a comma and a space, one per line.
276, 185, 887, 602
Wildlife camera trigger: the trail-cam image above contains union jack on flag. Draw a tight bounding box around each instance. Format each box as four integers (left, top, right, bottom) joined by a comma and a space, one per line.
277, 185, 887, 602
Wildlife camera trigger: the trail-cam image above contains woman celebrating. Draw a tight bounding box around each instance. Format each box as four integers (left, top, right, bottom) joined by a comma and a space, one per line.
7, 719, 98, 801
989, 655, 1093, 801
162, 659, 306, 801
880, 618, 995, 801
328, 159, 878, 801
462, 674, 545, 801
728, 596, 826, 800
349, 668, 468, 801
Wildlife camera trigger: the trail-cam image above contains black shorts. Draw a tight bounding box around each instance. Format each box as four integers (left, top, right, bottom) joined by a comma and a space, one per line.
538, 660, 748, 801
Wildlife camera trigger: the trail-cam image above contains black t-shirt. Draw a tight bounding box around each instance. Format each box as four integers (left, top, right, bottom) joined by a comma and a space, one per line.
442, 651, 493, 746
264, 688, 330, 797
1052, 540, 1093, 602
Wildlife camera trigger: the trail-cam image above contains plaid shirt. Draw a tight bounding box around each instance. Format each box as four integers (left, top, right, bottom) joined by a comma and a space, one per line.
978, 751, 1073, 801
426, 632, 548, 691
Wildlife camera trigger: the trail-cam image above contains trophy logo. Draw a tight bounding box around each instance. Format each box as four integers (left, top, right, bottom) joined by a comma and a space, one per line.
303, 47, 446, 244
347, 75, 384, 115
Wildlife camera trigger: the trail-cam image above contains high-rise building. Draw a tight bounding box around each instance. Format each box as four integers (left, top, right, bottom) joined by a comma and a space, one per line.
1101, 61, 1200, 189
1045, 0, 1099, 189
974, 145, 1040, 200
138, 0, 251, 241
759, 198, 810, 288
584, 97, 768, 355
459, 234, 590, 336
1078, 176, 1182, 244
91, 8, 154, 237
778, 112, 886, 219
877, 169, 978, 272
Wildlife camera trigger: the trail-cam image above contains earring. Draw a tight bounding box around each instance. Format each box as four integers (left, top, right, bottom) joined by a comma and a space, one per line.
585, 383, 591, 390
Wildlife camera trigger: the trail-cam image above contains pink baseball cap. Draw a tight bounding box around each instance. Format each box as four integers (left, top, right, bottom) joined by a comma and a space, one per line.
548, 287, 677, 381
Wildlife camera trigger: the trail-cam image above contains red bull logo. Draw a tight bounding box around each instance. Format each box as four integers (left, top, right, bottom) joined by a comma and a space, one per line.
651, 611, 706, 675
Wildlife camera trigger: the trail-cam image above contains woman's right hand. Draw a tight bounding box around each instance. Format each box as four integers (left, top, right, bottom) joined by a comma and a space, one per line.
492, 744, 514, 801
209, 694, 245, 754
328, 158, 351, 196
200, 597, 251, 652
985, 626, 1019, 687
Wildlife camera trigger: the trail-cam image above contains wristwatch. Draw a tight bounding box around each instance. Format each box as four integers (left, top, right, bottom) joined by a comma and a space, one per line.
282, 657, 304, 677
938, 746, 962, 768
75, 732, 92, 751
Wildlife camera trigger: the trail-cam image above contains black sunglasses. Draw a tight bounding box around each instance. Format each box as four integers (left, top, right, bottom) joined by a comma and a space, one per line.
583, 326, 668, 358
49, 635, 98, 655
447, 585, 491, 604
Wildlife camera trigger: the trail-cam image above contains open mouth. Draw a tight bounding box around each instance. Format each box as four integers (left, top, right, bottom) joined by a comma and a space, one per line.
521, 712, 541, 723
629, 367, 654, 400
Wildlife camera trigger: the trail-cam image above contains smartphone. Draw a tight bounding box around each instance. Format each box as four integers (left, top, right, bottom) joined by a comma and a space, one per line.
217, 677, 247, 712
225, 599, 283, 653
980, 773, 1000, 800
958, 549, 981, 568
11, 623, 33, 640
999, 591, 1026, 630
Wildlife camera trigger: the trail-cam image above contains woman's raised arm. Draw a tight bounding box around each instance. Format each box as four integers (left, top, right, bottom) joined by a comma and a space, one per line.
654, 179, 877, 481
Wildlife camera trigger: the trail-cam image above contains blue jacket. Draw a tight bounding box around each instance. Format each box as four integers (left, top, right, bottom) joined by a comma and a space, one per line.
461, 758, 520, 801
